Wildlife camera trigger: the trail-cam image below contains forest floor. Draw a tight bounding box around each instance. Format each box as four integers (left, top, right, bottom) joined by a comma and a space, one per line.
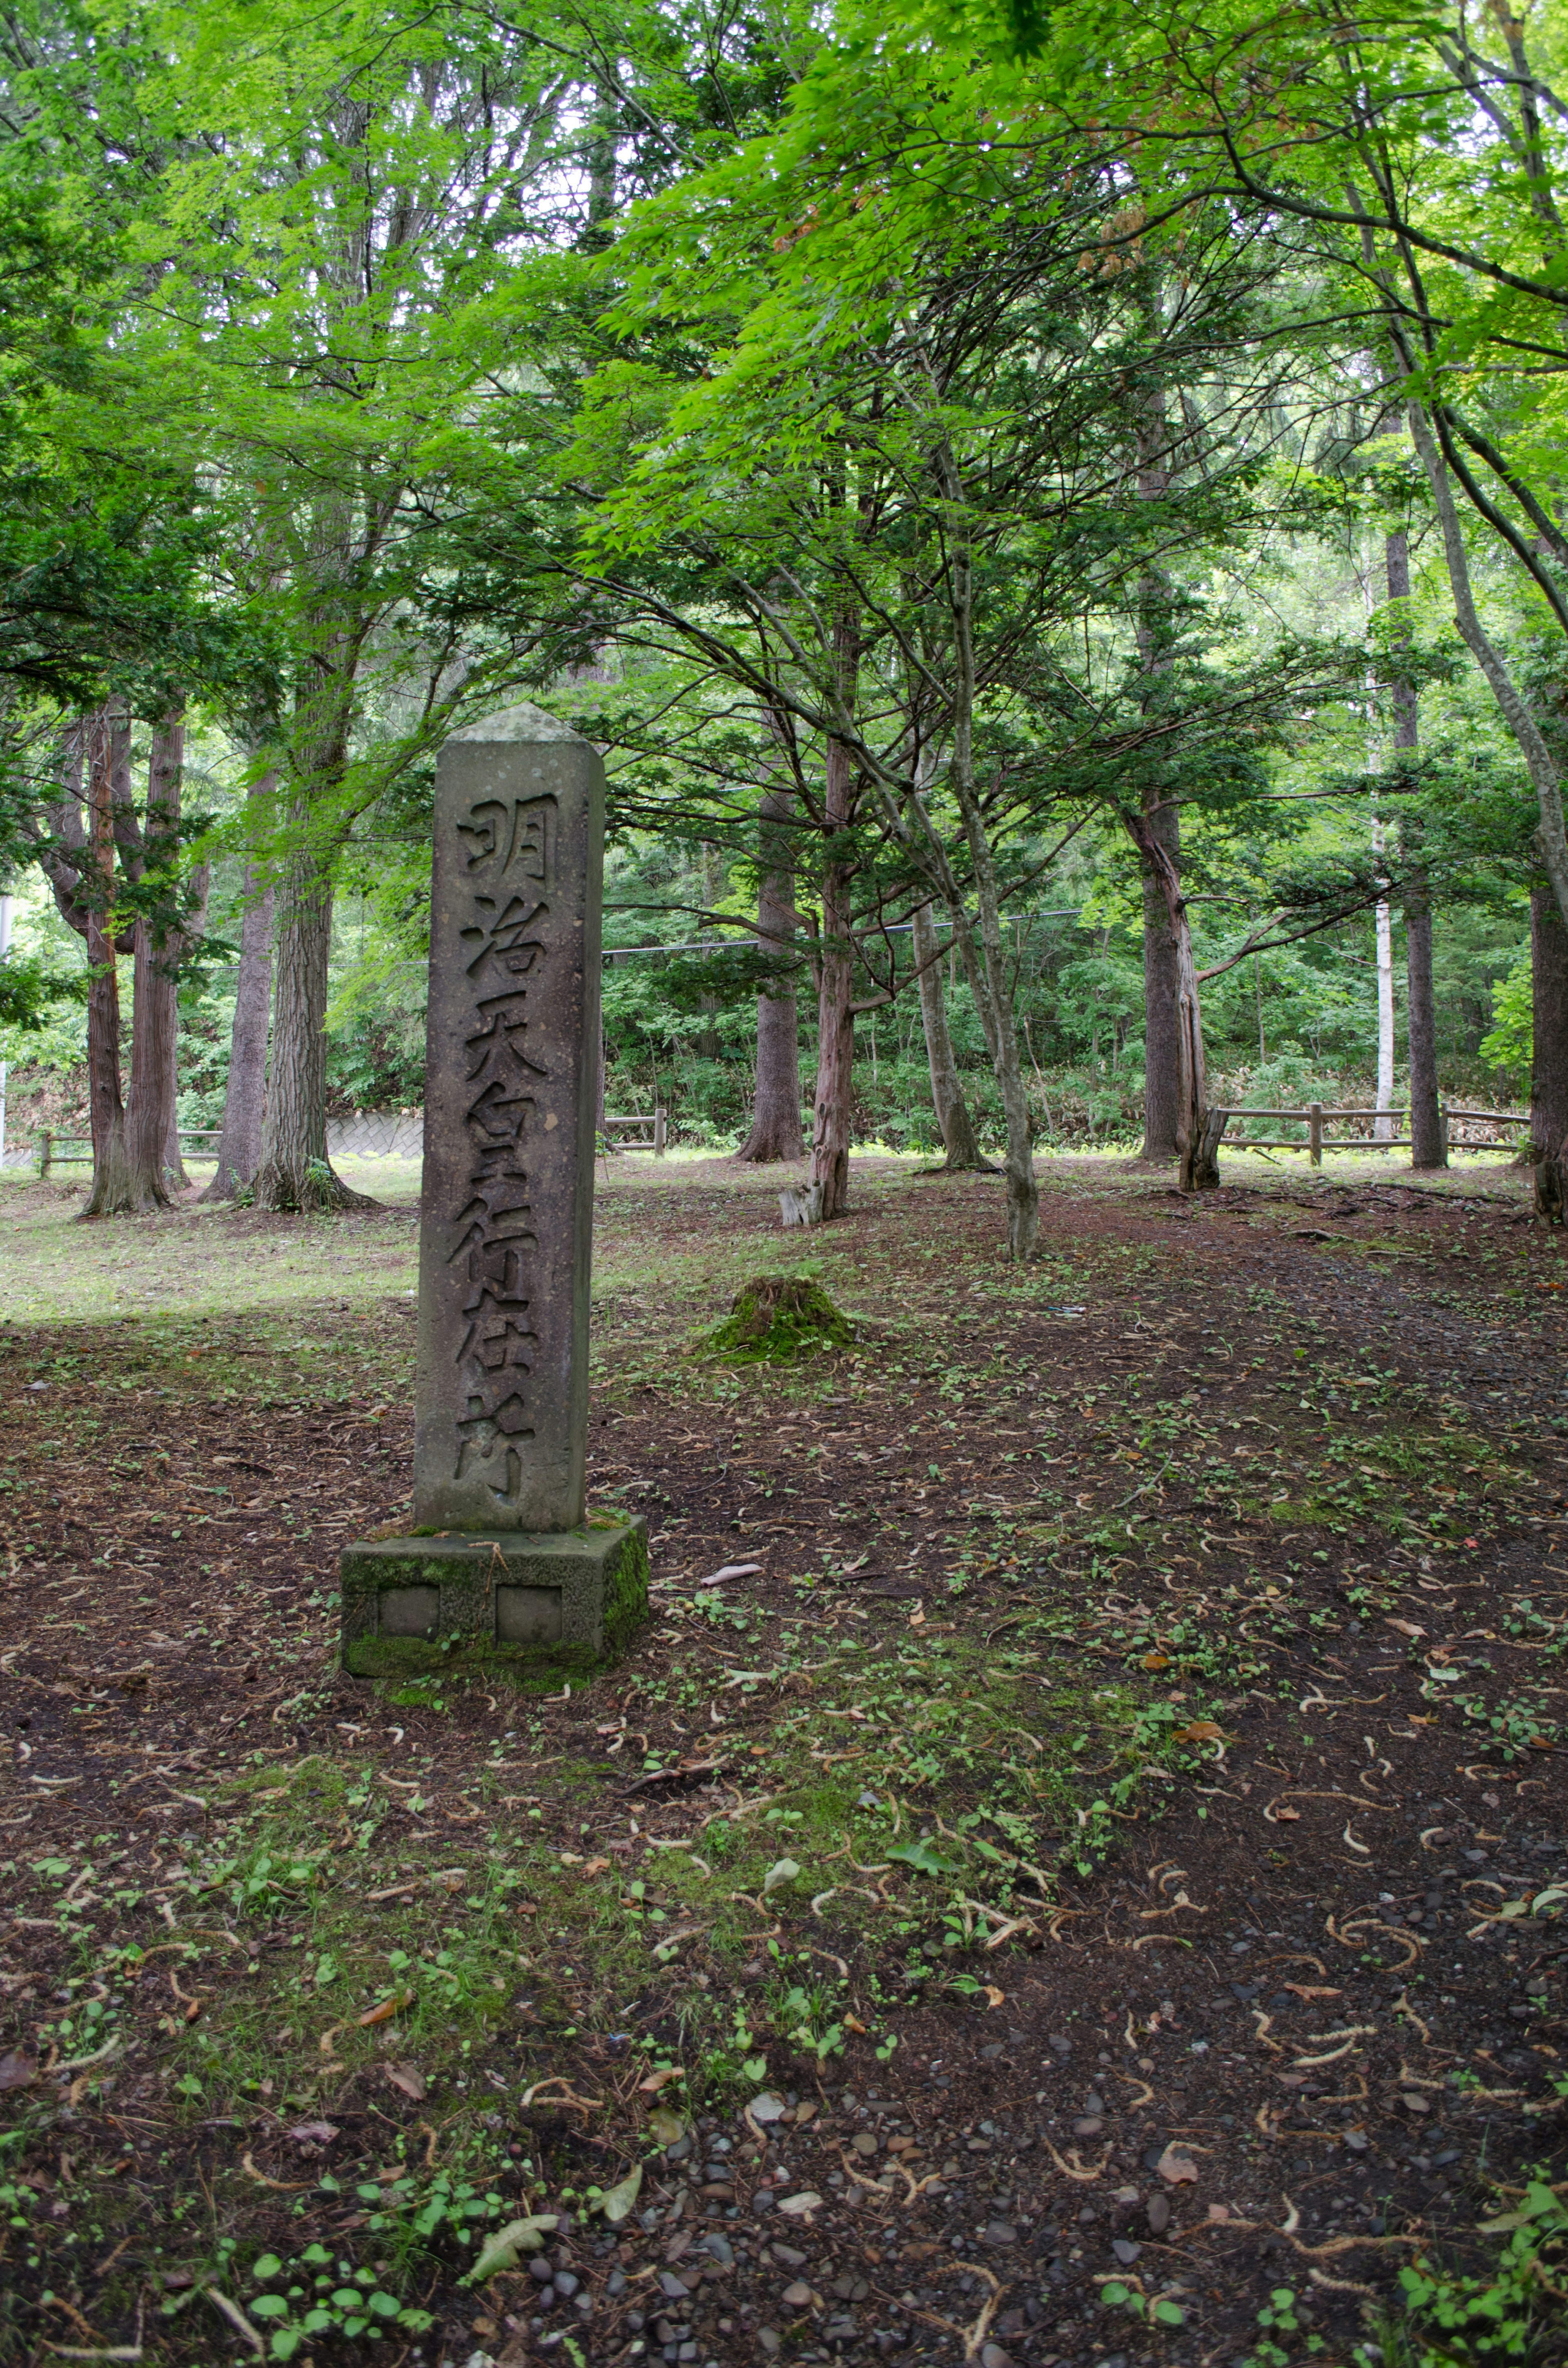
1, 1147, 1565, 2368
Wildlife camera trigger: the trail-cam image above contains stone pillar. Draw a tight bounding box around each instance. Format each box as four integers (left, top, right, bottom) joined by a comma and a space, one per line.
341, 704, 647, 1679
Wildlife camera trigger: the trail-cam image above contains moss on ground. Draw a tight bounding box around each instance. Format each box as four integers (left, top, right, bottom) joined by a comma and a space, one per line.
706, 1272, 855, 1362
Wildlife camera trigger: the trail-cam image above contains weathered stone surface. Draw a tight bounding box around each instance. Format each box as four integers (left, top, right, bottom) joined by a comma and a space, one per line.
341, 1518, 648, 1679
340, 702, 648, 1681
414, 701, 602, 1533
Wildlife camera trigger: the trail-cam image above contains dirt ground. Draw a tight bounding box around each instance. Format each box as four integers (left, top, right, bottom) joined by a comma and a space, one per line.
1, 1149, 1565, 2368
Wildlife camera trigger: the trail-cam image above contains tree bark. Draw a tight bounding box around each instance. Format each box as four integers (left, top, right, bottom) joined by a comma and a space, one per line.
204, 774, 276, 1203
911, 897, 990, 1169
1131, 288, 1184, 1165
1384, 528, 1445, 1168
1531, 885, 1568, 1220
82, 704, 135, 1218
810, 619, 860, 1220
735, 781, 805, 1163
126, 709, 185, 1209
253, 823, 366, 1211
1138, 793, 1183, 1158
1124, 807, 1216, 1190
943, 551, 1038, 1257
1373, 854, 1395, 1139
811, 810, 856, 1216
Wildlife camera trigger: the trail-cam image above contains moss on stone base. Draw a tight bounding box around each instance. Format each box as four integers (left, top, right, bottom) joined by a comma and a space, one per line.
340, 1514, 648, 1680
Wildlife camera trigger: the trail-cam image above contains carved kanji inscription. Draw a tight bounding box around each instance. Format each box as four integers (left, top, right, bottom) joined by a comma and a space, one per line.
412, 707, 604, 1532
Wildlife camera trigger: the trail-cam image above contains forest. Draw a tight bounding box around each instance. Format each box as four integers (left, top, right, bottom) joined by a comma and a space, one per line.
0, 0, 1563, 1221
2, 3, 1568, 2367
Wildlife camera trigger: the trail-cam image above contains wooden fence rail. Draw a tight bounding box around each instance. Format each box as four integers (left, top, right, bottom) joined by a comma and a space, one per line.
600, 1110, 667, 1155
36, 1128, 221, 1178
1215, 1102, 1528, 1167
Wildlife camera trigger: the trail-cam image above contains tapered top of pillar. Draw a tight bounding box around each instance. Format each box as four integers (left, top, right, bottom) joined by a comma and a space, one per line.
448, 702, 588, 746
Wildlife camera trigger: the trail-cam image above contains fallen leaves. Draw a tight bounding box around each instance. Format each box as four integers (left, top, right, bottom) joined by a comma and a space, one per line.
357, 1990, 412, 2028
385, 2064, 426, 2102
470, 2214, 559, 2281
1156, 2145, 1199, 2186
0, 2048, 37, 2092
595, 2165, 644, 2225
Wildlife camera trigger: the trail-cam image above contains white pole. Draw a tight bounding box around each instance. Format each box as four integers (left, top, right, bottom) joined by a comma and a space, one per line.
0, 892, 12, 1166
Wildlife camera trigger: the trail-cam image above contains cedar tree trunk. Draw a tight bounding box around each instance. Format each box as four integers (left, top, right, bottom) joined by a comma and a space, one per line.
204, 783, 275, 1203
253, 819, 367, 1212
736, 783, 804, 1163
82, 705, 135, 1218
126, 710, 186, 1208
911, 897, 989, 1169
1125, 807, 1218, 1191
1138, 792, 1183, 1159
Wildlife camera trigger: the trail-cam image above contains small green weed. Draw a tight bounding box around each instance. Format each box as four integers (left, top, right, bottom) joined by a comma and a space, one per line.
242, 2244, 436, 2358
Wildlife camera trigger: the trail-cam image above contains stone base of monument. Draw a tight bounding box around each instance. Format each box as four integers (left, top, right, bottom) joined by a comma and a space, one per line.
339, 1515, 648, 1681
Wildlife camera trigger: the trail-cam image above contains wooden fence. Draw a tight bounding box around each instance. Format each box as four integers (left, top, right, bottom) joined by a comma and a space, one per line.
1215, 1103, 1528, 1167
601, 1110, 667, 1155
36, 1127, 221, 1177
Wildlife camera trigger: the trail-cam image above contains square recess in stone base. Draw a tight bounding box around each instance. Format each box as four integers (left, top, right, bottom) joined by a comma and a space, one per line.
339, 1516, 648, 1680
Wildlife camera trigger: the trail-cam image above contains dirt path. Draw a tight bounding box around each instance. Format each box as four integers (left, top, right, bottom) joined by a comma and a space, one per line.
0, 1156, 1564, 2367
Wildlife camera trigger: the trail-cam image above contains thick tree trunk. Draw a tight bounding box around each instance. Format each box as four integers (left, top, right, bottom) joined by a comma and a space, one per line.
1139, 795, 1183, 1159
126, 711, 185, 1209
82, 706, 135, 1218
253, 824, 367, 1212
1124, 807, 1216, 1190
735, 784, 804, 1162
911, 897, 991, 1169
204, 791, 275, 1203
1531, 886, 1568, 1221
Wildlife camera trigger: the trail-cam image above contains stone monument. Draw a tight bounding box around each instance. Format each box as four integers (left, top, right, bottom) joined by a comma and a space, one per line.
340, 704, 647, 1678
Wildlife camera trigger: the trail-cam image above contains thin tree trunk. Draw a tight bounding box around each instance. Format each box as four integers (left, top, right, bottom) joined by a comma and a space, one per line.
126, 709, 185, 1209
1531, 886, 1568, 1221
810, 619, 860, 1220
1132, 287, 1183, 1165
911, 897, 991, 1169
204, 777, 276, 1203
82, 705, 134, 1218
253, 818, 367, 1212
1373, 843, 1395, 1140
1384, 527, 1445, 1168
943, 528, 1037, 1257
735, 781, 805, 1163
